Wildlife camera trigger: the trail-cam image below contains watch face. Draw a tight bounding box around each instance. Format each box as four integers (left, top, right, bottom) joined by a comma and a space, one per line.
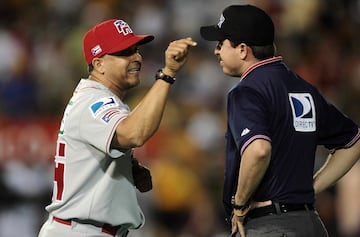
155, 69, 175, 84
156, 70, 163, 79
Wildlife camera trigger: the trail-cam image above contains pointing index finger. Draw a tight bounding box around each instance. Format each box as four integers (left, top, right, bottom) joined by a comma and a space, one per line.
172, 37, 197, 47
183, 37, 197, 46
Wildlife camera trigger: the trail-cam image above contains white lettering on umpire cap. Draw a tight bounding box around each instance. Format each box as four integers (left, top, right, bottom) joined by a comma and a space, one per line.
288, 93, 316, 132
218, 14, 225, 28
114, 20, 133, 36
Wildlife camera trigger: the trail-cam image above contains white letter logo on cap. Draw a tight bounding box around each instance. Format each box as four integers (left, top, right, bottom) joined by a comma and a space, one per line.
218, 14, 225, 28
114, 20, 133, 36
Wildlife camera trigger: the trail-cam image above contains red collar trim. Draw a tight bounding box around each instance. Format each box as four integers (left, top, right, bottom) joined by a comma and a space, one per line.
240, 56, 283, 81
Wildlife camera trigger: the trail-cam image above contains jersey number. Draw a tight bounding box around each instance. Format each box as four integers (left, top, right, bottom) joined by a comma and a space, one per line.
54, 162, 65, 201
54, 142, 66, 201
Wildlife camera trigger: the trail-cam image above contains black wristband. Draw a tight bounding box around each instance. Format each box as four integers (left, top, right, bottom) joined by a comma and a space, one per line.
231, 196, 249, 211
233, 204, 247, 211
155, 69, 176, 84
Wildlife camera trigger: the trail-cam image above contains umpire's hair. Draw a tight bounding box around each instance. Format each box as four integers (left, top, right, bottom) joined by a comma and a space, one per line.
249, 44, 276, 60
231, 41, 275, 60
88, 64, 94, 73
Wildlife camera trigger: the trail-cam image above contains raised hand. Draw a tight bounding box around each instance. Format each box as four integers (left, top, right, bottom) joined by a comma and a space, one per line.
162, 37, 197, 77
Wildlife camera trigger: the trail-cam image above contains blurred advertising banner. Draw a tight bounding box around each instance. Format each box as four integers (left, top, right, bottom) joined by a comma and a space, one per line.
0, 118, 60, 162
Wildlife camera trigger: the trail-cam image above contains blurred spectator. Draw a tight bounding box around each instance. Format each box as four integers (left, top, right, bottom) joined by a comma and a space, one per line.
0, 30, 39, 116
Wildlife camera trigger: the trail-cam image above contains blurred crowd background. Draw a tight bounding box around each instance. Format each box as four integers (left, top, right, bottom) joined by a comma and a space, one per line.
0, 0, 360, 236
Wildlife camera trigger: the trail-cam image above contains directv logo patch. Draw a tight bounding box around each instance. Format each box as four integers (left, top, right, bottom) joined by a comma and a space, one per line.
89, 97, 118, 118
288, 93, 316, 132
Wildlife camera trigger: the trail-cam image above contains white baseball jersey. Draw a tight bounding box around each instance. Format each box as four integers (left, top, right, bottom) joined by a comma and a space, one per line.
45, 78, 144, 228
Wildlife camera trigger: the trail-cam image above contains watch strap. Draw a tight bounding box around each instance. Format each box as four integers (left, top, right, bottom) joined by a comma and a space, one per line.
155, 69, 176, 84
233, 204, 247, 211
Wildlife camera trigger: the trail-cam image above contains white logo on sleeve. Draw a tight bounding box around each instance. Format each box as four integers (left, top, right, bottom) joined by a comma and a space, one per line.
241, 128, 250, 136
288, 93, 316, 132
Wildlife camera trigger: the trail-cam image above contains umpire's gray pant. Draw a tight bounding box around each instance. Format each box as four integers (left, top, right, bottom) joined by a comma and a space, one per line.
231, 210, 328, 237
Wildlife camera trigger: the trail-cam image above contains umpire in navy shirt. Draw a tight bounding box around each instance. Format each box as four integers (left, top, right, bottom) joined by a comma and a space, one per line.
200, 5, 360, 237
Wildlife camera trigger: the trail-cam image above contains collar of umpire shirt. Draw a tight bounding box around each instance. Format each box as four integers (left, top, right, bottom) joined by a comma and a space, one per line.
240, 56, 283, 81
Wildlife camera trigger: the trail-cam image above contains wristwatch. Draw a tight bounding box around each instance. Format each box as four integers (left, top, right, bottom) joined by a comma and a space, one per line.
155, 69, 176, 84
232, 199, 250, 217
233, 203, 248, 211
231, 196, 249, 211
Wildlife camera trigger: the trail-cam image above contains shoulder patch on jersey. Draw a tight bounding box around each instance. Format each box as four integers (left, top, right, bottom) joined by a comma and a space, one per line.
89, 97, 119, 118
288, 93, 316, 132
101, 109, 121, 123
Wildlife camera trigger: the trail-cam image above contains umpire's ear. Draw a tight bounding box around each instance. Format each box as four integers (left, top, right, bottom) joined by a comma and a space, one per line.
237, 43, 250, 60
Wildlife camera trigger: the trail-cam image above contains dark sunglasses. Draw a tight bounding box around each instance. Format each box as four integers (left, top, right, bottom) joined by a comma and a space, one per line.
109, 46, 139, 57
216, 40, 223, 50
216, 40, 239, 50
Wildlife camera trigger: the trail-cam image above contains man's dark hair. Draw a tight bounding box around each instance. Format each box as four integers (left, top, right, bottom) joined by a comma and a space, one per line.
88, 64, 94, 73
230, 41, 275, 60
249, 44, 275, 60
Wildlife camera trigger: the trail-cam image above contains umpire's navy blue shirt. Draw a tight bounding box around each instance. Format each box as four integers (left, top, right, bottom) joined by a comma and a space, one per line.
223, 56, 360, 217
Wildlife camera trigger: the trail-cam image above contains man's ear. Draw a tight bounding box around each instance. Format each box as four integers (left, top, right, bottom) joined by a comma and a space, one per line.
92, 57, 105, 74
237, 43, 249, 60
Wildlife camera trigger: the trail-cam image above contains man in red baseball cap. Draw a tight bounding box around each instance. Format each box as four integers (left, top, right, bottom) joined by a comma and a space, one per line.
83, 19, 154, 65
38, 19, 197, 237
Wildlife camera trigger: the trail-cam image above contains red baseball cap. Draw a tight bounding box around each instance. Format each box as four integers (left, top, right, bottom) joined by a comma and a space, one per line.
83, 19, 154, 65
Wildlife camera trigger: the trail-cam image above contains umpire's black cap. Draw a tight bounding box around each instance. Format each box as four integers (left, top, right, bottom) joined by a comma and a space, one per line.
200, 5, 274, 46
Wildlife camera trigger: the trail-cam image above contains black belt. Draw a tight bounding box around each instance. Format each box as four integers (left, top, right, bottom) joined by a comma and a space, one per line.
247, 203, 314, 219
